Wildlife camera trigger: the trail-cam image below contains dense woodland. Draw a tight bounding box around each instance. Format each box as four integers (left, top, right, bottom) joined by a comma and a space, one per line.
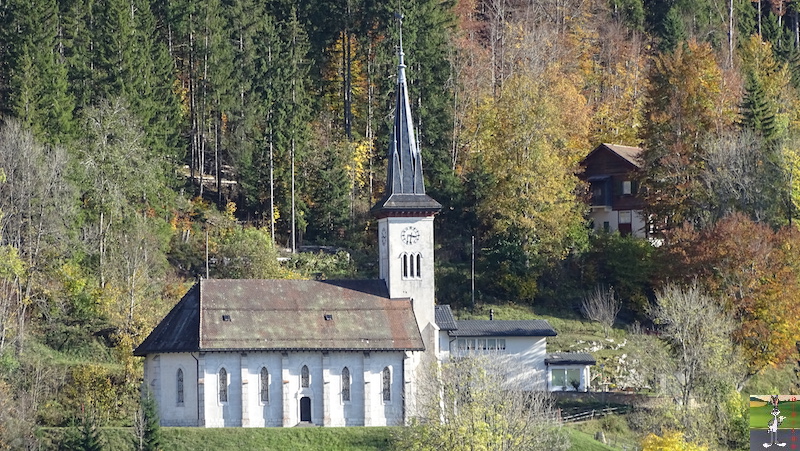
2, 0, 800, 448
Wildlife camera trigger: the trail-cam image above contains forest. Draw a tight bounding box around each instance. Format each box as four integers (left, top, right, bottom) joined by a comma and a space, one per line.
2, 0, 800, 448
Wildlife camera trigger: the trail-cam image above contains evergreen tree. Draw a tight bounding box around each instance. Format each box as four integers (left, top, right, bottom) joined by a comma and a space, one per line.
61, 413, 103, 451
239, 7, 313, 246
610, 0, 645, 31
659, 6, 687, 52
277, 10, 313, 247
133, 390, 162, 451
236, 11, 283, 224
741, 71, 779, 143
61, 0, 98, 112
0, 0, 75, 144
304, 141, 351, 243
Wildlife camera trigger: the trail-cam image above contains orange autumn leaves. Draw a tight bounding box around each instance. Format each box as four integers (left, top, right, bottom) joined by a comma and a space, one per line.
660, 213, 800, 377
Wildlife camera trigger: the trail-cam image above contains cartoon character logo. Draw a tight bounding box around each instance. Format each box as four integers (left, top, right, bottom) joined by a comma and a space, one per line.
764, 395, 787, 448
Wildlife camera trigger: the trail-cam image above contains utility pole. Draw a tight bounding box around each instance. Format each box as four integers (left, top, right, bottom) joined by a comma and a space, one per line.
471, 235, 476, 308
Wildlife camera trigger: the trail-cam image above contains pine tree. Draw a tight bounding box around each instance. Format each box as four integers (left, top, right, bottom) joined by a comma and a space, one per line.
0, 0, 75, 144
304, 141, 352, 243
133, 391, 162, 451
236, 11, 283, 226
659, 6, 687, 52
742, 72, 778, 143
61, 413, 104, 451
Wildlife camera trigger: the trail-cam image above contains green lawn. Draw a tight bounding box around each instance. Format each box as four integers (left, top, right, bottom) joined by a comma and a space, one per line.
564, 427, 620, 450
37, 425, 615, 450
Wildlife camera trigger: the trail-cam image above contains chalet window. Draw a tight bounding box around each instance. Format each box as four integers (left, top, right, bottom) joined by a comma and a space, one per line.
589, 177, 611, 206
382, 367, 391, 402
219, 368, 228, 403
301, 365, 310, 388
342, 367, 351, 402
177, 369, 184, 405
260, 367, 269, 403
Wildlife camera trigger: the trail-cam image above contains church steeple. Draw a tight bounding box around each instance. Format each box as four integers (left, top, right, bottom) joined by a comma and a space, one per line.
372, 16, 441, 217
373, 17, 440, 358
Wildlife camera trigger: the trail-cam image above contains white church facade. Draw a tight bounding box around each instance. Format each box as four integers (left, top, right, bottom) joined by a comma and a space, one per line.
134, 35, 594, 428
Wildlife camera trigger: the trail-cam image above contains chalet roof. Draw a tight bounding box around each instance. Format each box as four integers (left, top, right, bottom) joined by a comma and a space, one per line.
435, 305, 457, 331
372, 24, 440, 217
134, 279, 424, 355
545, 352, 596, 366
449, 319, 557, 337
582, 143, 643, 169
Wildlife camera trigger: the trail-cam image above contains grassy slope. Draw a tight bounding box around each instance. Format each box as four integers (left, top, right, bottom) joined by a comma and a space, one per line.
37, 426, 615, 450
564, 428, 620, 450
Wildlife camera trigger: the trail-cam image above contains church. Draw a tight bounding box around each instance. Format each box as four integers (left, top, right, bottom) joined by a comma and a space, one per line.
134, 36, 592, 428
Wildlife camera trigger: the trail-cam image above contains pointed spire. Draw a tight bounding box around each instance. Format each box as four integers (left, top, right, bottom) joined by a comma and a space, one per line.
372, 14, 441, 217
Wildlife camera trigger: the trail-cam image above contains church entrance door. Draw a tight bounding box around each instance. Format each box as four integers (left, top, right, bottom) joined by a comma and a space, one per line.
300, 396, 311, 422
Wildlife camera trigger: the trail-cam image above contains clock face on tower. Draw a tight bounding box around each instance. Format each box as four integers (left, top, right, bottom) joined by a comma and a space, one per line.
400, 226, 420, 245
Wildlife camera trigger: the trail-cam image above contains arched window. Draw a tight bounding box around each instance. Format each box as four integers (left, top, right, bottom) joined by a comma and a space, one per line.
342, 367, 351, 402
260, 367, 269, 403
409, 253, 415, 278
176, 369, 184, 404
218, 368, 228, 403
301, 365, 310, 388
416, 253, 421, 278
382, 367, 391, 402
402, 253, 408, 278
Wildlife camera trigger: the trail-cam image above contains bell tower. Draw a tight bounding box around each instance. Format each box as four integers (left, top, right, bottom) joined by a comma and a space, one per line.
371, 20, 441, 354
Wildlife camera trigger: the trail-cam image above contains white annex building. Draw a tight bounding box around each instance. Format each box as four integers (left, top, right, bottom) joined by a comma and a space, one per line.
134, 38, 594, 428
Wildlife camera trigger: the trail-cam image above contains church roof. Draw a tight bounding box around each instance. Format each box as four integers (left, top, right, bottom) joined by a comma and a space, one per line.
372, 28, 441, 217
449, 319, 557, 337
545, 352, 596, 366
134, 279, 424, 355
435, 305, 457, 331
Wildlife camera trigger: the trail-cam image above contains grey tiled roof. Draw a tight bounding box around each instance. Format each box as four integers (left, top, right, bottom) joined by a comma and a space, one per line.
545, 352, 596, 366
135, 279, 424, 355
134, 284, 201, 354
435, 305, 457, 331
449, 319, 557, 337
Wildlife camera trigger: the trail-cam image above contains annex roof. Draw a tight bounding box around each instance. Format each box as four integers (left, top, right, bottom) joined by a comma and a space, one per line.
435, 305, 457, 331
134, 279, 424, 355
545, 352, 596, 366
449, 319, 557, 337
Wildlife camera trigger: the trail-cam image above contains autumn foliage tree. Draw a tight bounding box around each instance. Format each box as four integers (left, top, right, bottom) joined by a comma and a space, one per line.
465, 68, 589, 301
658, 214, 800, 386
639, 40, 735, 233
